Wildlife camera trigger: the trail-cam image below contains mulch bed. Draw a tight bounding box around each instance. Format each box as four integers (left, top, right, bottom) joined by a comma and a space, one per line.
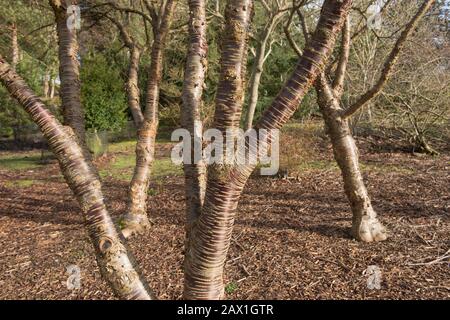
0, 144, 448, 299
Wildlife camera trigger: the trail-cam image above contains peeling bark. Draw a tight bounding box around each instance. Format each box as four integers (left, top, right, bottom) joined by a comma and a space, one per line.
128, 46, 144, 127
0, 55, 153, 300
50, 0, 87, 149
184, 0, 352, 300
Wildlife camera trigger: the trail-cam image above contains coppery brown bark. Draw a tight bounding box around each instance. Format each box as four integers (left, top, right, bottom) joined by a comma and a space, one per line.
0, 55, 153, 300
184, 0, 352, 300
50, 0, 87, 149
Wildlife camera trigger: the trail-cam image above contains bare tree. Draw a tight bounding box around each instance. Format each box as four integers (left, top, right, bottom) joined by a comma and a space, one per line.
286, 0, 436, 242
244, 0, 290, 130
121, 0, 176, 237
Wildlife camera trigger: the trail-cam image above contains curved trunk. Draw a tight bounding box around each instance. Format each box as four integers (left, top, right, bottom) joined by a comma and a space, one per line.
315, 79, 387, 242
181, 0, 208, 230
51, 1, 87, 149
0, 56, 153, 300
184, 0, 352, 300
122, 0, 175, 237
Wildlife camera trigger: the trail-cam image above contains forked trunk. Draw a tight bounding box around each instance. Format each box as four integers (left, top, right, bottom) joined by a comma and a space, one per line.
50, 0, 87, 149
184, 0, 352, 299
0, 56, 153, 300
313, 0, 435, 242
122, 0, 175, 238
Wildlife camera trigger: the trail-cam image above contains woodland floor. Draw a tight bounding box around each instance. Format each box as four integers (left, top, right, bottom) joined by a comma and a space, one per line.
0, 122, 448, 300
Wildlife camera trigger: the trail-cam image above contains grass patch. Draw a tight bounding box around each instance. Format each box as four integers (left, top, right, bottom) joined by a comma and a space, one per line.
100, 156, 182, 182
0, 154, 44, 171
360, 162, 414, 174
108, 138, 174, 154
152, 158, 183, 180
5, 179, 37, 188
107, 140, 137, 153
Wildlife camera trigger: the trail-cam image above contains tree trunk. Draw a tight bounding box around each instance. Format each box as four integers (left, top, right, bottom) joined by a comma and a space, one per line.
50, 0, 87, 149
315, 79, 387, 242
49, 76, 56, 99
127, 46, 144, 127
184, 0, 352, 299
244, 42, 265, 130
0, 55, 153, 300
121, 0, 175, 238
244, 14, 282, 130
109, 16, 145, 128
181, 0, 208, 231
43, 71, 50, 99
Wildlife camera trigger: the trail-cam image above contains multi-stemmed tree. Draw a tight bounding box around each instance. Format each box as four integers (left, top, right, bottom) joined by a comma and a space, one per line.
0, 0, 351, 299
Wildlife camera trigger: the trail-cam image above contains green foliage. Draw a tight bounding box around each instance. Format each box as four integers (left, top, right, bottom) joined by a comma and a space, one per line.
225, 282, 238, 295
86, 130, 109, 158
0, 153, 43, 170
81, 53, 128, 132
0, 54, 47, 138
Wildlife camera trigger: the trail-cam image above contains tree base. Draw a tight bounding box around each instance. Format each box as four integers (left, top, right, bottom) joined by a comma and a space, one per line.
119, 214, 151, 239
351, 215, 388, 243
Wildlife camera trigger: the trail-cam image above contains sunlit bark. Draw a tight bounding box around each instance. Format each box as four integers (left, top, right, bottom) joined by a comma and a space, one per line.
49, 0, 87, 149
0, 55, 153, 300
184, 0, 352, 299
